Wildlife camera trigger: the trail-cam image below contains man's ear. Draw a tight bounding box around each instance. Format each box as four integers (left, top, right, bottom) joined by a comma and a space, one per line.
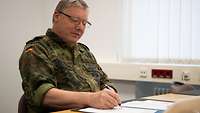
53, 11, 60, 23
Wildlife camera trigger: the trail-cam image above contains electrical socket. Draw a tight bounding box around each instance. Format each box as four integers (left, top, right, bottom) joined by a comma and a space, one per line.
182, 72, 191, 81
139, 70, 148, 78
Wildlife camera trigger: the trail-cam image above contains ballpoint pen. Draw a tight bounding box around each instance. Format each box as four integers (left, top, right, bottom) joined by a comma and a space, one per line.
105, 84, 113, 90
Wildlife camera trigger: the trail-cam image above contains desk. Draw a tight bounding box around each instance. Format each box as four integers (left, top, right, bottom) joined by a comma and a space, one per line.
51, 93, 197, 113
143, 93, 197, 102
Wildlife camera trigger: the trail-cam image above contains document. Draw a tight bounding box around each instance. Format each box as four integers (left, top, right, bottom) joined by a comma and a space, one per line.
79, 106, 158, 113
79, 100, 173, 113
122, 100, 174, 110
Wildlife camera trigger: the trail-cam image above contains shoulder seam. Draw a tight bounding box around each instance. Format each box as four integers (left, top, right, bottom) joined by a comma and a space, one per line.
78, 43, 90, 51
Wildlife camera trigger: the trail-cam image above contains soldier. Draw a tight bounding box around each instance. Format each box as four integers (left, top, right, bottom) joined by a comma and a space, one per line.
19, 0, 121, 113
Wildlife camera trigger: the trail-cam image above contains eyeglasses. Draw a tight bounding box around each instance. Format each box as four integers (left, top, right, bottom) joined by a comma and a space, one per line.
58, 11, 92, 27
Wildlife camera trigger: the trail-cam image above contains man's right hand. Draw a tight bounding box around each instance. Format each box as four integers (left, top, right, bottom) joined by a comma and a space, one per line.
43, 88, 121, 110
87, 89, 121, 109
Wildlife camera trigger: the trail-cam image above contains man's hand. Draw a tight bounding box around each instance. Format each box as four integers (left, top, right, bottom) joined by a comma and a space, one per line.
87, 89, 121, 109
43, 88, 121, 110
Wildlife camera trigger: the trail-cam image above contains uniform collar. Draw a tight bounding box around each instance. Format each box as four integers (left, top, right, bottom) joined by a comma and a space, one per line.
46, 29, 77, 50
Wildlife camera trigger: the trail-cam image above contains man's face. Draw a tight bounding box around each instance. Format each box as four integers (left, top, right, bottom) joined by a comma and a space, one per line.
53, 6, 89, 45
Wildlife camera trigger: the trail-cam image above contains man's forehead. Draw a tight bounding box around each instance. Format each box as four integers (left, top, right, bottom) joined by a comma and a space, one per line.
64, 6, 88, 13
64, 6, 89, 17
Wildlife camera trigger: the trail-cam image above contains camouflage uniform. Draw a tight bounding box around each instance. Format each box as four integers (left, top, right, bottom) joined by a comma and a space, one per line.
19, 29, 116, 113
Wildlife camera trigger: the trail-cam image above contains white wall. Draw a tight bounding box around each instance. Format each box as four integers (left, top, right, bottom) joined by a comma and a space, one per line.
0, 0, 132, 113
0, 0, 46, 113
81, 0, 122, 63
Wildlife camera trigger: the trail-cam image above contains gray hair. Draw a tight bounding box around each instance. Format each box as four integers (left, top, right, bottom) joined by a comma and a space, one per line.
55, 0, 89, 12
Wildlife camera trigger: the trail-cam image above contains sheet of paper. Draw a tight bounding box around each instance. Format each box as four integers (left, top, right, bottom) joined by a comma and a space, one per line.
122, 100, 174, 110
79, 106, 158, 113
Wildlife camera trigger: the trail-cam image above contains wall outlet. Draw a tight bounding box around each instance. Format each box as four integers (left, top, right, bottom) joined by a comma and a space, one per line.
182, 72, 191, 81
139, 70, 148, 78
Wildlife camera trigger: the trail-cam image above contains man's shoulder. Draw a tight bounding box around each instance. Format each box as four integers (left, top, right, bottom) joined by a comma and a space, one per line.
25, 35, 53, 49
26, 35, 46, 45
23, 35, 53, 54
77, 43, 97, 61
77, 43, 90, 51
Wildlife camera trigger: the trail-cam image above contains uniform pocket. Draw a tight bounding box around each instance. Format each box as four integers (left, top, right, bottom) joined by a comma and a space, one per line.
52, 58, 83, 90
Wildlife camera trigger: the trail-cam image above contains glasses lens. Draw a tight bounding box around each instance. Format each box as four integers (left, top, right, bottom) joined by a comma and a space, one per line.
58, 11, 92, 27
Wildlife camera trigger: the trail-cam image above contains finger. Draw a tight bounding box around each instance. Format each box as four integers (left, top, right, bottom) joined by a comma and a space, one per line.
103, 91, 120, 107
104, 90, 121, 105
103, 97, 118, 109
106, 90, 121, 104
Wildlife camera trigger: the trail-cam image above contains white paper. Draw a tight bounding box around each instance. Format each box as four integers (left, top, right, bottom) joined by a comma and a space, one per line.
122, 100, 174, 110
79, 106, 157, 113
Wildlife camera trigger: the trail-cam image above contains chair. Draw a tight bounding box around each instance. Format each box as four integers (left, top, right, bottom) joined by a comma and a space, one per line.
18, 94, 27, 113
170, 82, 194, 94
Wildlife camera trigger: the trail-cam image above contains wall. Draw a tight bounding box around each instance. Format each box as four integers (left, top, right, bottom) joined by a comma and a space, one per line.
0, 0, 46, 113
0, 0, 135, 113
81, 0, 122, 63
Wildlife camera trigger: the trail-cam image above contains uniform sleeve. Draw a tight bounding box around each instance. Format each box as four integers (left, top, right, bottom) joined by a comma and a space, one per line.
19, 44, 57, 108
88, 51, 118, 92
79, 43, 118, 92
96, 64, 118, 92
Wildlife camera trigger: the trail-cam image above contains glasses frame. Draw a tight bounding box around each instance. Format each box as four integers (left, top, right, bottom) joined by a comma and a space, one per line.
58, 11, 92, 27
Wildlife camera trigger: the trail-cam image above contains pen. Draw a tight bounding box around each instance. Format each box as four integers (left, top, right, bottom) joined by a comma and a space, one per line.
105, 84, 121, 106
105, 84, 113, 90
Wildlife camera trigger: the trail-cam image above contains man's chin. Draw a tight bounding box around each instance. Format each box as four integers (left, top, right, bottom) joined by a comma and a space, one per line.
63, 36, 81, 44
72, 37, 81, 42
69, 39, 80, 44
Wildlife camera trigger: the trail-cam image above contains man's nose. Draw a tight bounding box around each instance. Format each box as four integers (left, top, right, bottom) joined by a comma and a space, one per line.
75, 22, 85, 30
